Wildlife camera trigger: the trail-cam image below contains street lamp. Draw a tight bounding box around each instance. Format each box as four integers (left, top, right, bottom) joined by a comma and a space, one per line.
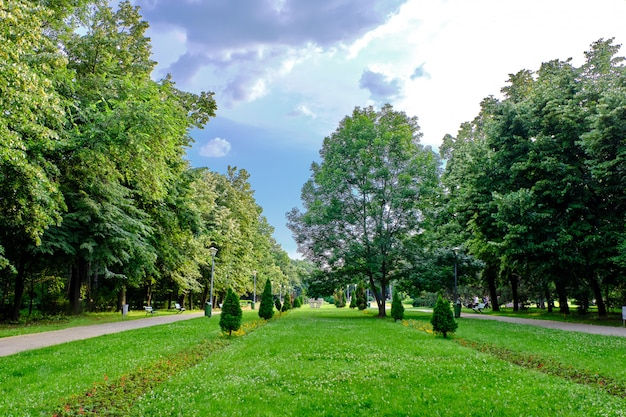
252, 270, 257, 310
208, 247, 218, 317
453, 246, 461, 318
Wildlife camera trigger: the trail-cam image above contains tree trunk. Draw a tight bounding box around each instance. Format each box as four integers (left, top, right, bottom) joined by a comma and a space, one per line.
485, 261, 499, 312
506, 268, 519, 311
10, 257, 27, 322
69, 257, 87, 315
589, 275, 607, 317
556, 280, 569, 314
117, 285, 126, 311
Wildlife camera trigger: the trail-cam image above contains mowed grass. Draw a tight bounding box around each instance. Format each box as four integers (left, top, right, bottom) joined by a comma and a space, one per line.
2, 307, 626, 416
133, 308, 626, 417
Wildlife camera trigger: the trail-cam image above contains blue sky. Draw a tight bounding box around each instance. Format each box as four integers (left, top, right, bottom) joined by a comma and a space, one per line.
131, 0, 626, 259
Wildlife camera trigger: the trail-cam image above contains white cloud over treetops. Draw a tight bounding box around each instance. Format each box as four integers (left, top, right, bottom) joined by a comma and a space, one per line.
199, 138, 231, 157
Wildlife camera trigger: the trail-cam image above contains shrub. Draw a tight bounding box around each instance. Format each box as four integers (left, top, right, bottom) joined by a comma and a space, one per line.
258, 280, 274, 320
391, 290, 405, 322
293, 296, 302, 308
334, 288, 346, 308
281, 294, 292, 312
349, 292, 357, 309
219, 288, 242, 336
430, 294, 458, 338
274, 298, 282, 313
356, 282, 367, 310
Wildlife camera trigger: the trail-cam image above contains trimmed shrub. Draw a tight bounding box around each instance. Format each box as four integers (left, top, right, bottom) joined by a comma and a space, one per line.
356, 282, 367, 310
281, 293, 292, 312
431, 294, 458, 338
219, 288, 242, 336
258, 280, 274, 320
391, 290, 405, 322
349, 292, 357, 309
274, 297, 282, 313
293, 295, 302, 308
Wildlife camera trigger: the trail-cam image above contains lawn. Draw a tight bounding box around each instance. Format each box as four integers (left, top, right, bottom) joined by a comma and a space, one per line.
1, 307, 626, 416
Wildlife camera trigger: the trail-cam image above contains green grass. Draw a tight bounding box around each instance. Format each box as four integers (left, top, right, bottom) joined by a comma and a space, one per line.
132, 308, 626, 417
2, 307, 626, 416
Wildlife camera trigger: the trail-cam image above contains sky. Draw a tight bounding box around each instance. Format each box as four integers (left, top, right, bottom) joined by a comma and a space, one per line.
130, 0, 626, 259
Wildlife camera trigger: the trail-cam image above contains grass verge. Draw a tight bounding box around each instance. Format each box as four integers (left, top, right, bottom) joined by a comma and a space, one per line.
2, 307, 626, 416
131, 308, 626, 416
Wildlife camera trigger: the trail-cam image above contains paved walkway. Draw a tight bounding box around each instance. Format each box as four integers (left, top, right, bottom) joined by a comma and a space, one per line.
460, 312, 626, 337
1, 310, 625, 357
0, 311, 205, 357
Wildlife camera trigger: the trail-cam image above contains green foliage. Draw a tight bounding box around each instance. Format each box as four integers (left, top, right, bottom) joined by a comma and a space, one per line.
440, 38, 626, 314
258, 280, 274, 320
349, 292, 357, 309
431, 294, 457, 338
334, 288, 346, 308
281, 294, 292, 312
356, 281, 368, 310
293, 295, 303, 308
274, 298, 282, 312
391, 290, 405, 322
219, 288, 242, 336
288, 104, 441, 317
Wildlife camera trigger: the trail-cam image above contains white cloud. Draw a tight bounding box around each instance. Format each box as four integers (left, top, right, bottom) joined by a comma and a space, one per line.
288, 104, 317, 119
199, 138, 231, 157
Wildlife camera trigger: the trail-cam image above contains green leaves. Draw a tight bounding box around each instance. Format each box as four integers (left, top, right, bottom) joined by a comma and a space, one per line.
288, 104, 440, 316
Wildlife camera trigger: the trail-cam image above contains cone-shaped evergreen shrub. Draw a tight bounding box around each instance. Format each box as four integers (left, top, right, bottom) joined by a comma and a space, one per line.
334, 288, 346, 308
431, 294, 458, 338
258, 280, 274, 320
281, 293, 292, 312
391, 290, 405, 322
274, 297, 282, 312
219, 288, 242, 336
349, 292, 357, 309
293, 295, 302, 308
356, 281, 367, 310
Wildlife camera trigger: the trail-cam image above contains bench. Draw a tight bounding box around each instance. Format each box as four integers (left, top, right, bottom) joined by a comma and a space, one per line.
472, 303, 486, 313
309, 298, 323, 308
144, 306, 156, 315
174, 303, 185, 313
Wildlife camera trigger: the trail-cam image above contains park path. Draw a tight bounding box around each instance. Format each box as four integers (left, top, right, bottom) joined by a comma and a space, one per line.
1, 310, 625, 357
460, 311, 626, 337
0, 311, 205, 357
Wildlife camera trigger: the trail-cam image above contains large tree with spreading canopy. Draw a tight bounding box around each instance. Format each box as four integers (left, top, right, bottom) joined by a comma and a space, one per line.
288, 104, 440, 317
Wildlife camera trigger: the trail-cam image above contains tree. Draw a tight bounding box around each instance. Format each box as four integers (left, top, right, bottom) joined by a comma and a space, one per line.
431, 294, 457, 338
0, 0, 73, 320
391, 290, 404, 322
219, 288, 242, 336
356, 281, 368, 310
288, 104, 440, 317
258, 279, 274, 320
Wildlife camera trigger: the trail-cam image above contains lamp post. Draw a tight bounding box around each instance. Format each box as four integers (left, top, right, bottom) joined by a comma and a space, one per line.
453, 246, 461, 318
252, 270, 257, 310
208, 247, 218, 317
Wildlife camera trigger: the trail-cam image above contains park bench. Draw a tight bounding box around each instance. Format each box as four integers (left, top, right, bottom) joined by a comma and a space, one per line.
472, 303, 486, 313
174, 303, 185, 313
144, 306, 156, 315
309, 298, 323, 308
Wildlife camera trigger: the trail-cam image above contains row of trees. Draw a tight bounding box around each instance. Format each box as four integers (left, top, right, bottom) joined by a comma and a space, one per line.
290, 39, 626, 317
0, 0, 303, 321
439, 38, 626, 315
